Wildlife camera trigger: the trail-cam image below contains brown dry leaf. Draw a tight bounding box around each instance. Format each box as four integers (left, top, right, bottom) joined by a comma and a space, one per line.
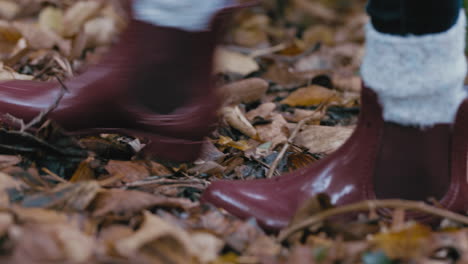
0, 20, 21, 42
295, 125, 354, 154
90, 189, 196, 217
303, 25, 335, 46
333, 75, 362, 93
13, 22, 71, 55
372, 223, 433, 259
191, 232, 225, 263
21, 181, 101, 211
188, 161, 226, 175
0, 155, 21, 169
232, 13, 270, 47
62, 0, 102, 37
104, 160, 151, 184
281, 85, 339, 107
292, 0, 336, 21
9, 223, 94, 263
0, 0, 19, 20
0, 212, 13, 236
198, 141, 226, 162
223, 106, 258, 139
215, 47, 259, 75
70, 159, 95, 182
283, 108, 325, 123
38, 6, 64, 34
255, 113, 289, 148
0, 172, 27, 206
114, 211, 195, 263
221, 78, 269, 105
12, 207, 69, 225
262, 62, 308, 89
246, 102, 276, 121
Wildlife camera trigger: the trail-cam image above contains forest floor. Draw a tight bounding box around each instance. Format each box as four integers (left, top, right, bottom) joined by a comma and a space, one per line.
0, 0, 466, 263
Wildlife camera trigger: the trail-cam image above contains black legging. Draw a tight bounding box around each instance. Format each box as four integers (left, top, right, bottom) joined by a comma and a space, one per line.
367, 0, 461, 35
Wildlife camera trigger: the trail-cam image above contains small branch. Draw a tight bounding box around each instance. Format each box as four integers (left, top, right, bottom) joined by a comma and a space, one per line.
249, 43, 287, 58
278, 199, 468, 242
266, 103, 328, 179
41, 167, 68, 184
22, 77, 68, 132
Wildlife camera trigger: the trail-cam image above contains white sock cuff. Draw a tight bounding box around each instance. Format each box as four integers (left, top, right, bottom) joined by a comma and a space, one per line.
361, 10, 468, 126
133, 0, 227, 32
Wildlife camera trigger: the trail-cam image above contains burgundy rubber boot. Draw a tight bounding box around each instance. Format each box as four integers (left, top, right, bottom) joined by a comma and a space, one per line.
201, 86, 468, 232
0, 0, 253, 162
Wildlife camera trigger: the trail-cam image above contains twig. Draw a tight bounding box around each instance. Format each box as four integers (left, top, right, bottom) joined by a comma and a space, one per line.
123, 178, 210, 189
266, 103, 328, 179
4, 76, 68, 133
278, 199, 468, 242
41, 167, 68, 183
249, 43, 287, 58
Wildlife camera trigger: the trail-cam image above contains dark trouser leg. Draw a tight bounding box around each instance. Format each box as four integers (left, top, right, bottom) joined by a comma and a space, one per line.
366, 0, 461, 35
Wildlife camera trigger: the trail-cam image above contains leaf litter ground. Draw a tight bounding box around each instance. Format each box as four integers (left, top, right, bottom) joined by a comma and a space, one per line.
0, 0, 467, 263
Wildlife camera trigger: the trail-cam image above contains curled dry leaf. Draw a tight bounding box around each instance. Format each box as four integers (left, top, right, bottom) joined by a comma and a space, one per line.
115, 211, 195, 263
215, 47, 259, 75
13, 22, 71, 56
90, 189, 196, 217
246, 102, 276, 121
21, 181, 101, 211
223, 106, 258, 139
104, 160, 151, 185
294, 125, 354, 154
222, 77, 269, 105
255, 113, 289, 148
191, 232, 225, 263
281, 85, 339, 107
9, 223, 94, 263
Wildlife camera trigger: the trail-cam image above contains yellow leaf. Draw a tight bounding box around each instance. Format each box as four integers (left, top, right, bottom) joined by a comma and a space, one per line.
218, 136, 252, 151
372, 223, 432, 259
281, 85, 339, 106
39, 7, 64, 33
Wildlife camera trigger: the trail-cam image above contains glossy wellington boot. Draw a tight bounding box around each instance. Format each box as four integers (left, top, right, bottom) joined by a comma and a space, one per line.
201, 86, 468, 231
0, 0, 251, 162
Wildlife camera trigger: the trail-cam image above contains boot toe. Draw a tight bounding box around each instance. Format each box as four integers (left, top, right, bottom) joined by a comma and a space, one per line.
201, 180, 292, 231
